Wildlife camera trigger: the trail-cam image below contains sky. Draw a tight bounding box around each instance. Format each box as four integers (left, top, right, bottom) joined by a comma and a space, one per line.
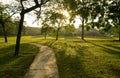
0, 0, 81, 28
74, 18, 82, 28
0, 0, 40, 27
0, 0, 14, 4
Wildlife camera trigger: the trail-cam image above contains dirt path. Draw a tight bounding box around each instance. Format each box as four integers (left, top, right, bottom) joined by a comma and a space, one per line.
24, 43, 59, 78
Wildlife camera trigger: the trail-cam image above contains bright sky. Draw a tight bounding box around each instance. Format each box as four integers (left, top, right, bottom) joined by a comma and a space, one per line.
0, 0, 13, 4
74, 18, 82, 28
25, 14, 40, 27
0, 0, 81, 28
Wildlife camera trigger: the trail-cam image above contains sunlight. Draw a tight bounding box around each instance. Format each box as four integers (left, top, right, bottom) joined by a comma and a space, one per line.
74, 17, 82, 28
0, 0, 15, 4
62, 10, 70, 18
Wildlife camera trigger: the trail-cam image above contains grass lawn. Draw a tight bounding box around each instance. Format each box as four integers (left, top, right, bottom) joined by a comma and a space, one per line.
0, 37, 39, 78
0, 36, 120, 78
36, 37, 120, 78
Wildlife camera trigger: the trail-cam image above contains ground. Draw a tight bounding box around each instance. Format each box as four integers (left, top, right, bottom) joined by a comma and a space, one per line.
0, 36, 120, 78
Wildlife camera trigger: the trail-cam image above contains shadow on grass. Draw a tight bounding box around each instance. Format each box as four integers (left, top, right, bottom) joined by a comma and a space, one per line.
105, 44, 120, 50
109, 40, 120, 42
47, 40, 56, 47
55, 46, 94, 78
109, 64, 120, 77
85, 40, 120, 78
0, 44, 15, 65
0, 43, 39, 78
85, 40, 120, 57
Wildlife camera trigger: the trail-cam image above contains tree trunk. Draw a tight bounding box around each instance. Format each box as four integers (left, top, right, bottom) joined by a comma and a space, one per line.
118, 33, 120, 41
15, 12, 24, 56
81, 19, 84, 40
1, 23, 7, 43
56, 28, 60, 40
44, 27, 48, 39
45, 31, 47, 39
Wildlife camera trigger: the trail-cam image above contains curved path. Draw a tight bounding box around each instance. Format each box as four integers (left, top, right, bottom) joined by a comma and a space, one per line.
24, 43, 59, 78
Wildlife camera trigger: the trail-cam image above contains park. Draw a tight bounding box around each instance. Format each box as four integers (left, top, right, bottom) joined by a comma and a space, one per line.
0, 0, 120, 78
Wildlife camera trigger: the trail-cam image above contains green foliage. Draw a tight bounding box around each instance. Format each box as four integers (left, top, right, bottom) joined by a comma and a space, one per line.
77, 6, 90, 20
63, 0, 78, 11
62, 0, 120, 39
0, 2, 19, 37
100, 0, 120, 39
0, 21, 18, 36
50, 12, 66, 25
41, 25, 55, 36
59, 25, 75, 36
64, 25, 75, 33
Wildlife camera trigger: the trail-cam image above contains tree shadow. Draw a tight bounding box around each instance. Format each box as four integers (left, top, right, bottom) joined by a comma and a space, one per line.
109, 40, 120, 42
85, 40, 120, 78
55, 47, 95, 78
109, 64, 120, 77
105, 44, 120, 50
85, 40, 120, 57
0, 43, 39, 78
47, 40, 56, 47
0, 44, 15, 65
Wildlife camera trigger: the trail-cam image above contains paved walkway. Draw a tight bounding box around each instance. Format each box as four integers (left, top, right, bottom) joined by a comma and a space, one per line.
24, 43, 59, 78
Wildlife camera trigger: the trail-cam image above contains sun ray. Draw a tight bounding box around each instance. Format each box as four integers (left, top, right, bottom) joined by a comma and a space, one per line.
62, 10, 70, 18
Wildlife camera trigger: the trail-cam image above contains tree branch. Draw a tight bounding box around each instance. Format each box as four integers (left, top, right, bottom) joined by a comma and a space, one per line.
20, 0, 24, 10
34, 0, 39, 5
4, 12, 16, 22
24, 0, 50, 14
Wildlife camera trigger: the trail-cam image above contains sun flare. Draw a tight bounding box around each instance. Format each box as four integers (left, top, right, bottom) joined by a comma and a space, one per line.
62, 10, 70, 18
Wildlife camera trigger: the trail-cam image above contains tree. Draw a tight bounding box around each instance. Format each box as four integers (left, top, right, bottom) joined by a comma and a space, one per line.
5, 21, 19, 36
40, 11, 54, 39
108, 0, 120, 41
41, 24, 55, 39
63, 0, 91, 40
50, 11, 66, 40
77, 1, 91, 40
15, 0, 50, 56
61, 25, 75, 36
37, 0, 73, 40
98, 0, 120, 41
0, 2, 17, 42
63, 0, 120, 40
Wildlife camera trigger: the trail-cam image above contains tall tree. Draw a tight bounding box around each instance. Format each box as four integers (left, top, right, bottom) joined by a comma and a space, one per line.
77, 1, 91, 40
40, 12, 53, 39
15, 0, 50, 56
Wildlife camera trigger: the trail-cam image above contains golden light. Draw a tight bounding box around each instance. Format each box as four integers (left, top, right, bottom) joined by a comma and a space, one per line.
62, 10, 70, 18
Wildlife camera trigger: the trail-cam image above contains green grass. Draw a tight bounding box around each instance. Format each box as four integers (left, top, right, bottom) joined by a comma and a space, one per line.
35, 37, 120, 78
0, 37, 39, 78
0, 36, 120, 78
54, 39, 120, 78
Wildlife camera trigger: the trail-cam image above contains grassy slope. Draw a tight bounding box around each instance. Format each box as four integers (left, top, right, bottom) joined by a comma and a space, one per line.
0, 37, 39, 78
0, 36, 120, 78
